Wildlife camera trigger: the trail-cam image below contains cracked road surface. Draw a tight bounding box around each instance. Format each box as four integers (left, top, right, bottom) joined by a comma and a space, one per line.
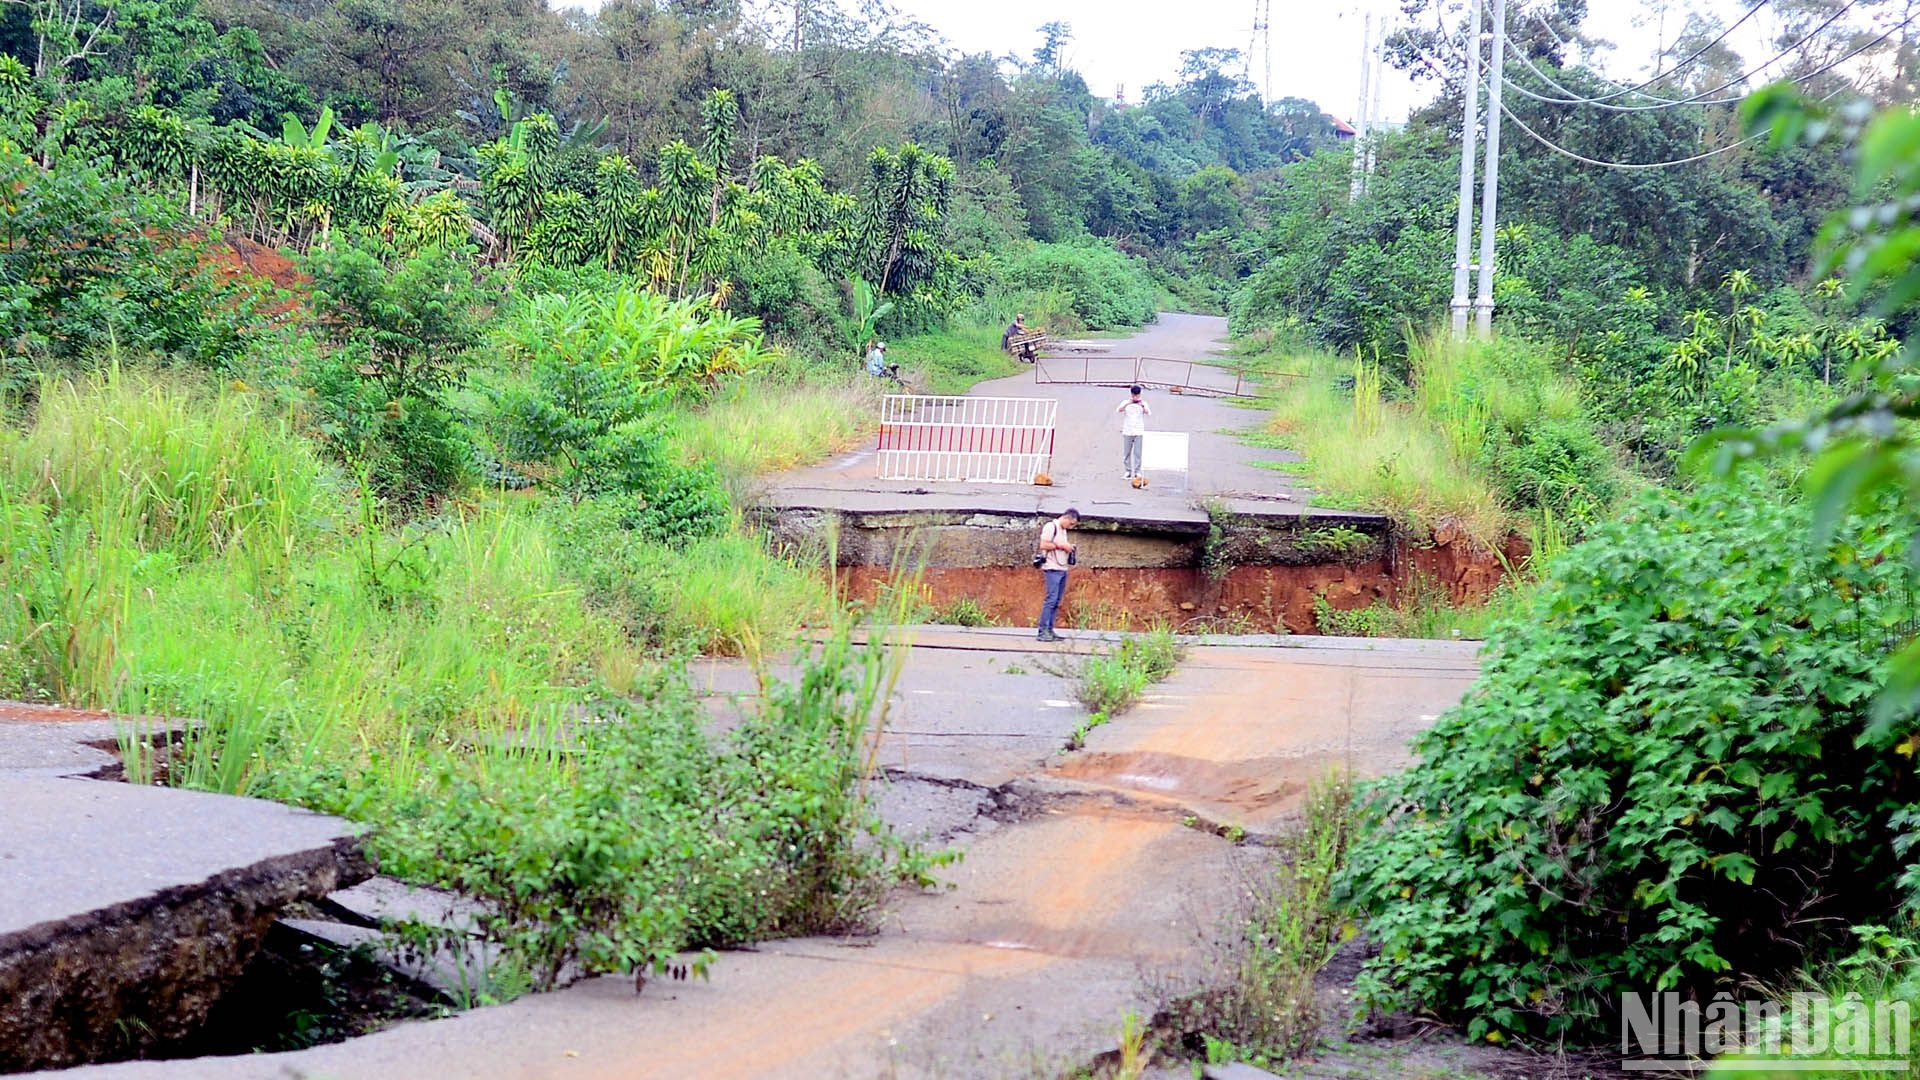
59, 632, 1480, 1080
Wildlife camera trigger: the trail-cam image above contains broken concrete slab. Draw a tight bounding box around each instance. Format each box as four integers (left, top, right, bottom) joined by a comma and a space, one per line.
322, 877, 489, 937
0, 775, 370, 1071
1203, 1062, 1284, 1079
0, 703, 187, 780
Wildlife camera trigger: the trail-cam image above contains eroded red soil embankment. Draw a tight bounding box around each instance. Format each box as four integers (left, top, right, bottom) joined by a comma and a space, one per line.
839, 529, 1526, 634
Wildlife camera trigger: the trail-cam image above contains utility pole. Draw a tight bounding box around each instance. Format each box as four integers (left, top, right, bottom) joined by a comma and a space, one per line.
1350, 12, 1373, 200
1366, 38, 1384, 178
1448, 0, 1484, 337
1473, 0, 1507, 337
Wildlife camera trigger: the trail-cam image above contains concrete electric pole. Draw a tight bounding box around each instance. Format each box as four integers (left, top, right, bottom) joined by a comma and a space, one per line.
1447, 0, 1483, 337
1473, 0, 1507, 336
1350, 12, 1373, 200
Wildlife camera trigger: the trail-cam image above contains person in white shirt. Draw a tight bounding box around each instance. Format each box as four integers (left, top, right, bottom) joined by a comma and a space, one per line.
1116, 385, 1151, 479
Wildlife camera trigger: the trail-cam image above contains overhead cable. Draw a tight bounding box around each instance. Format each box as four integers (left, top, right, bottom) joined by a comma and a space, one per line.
1507, 8, 1912, 115
1511, 0, 1864, 111
1494, 81, 1852, 170
1527, 0, 1772, 104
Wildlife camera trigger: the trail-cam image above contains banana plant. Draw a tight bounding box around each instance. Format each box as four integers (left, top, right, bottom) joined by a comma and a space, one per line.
280, 104, 336, 152
848, 276, 893, 352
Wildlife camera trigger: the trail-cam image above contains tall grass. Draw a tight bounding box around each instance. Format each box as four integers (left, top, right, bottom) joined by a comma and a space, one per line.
1261, 348, 1507, 544
1250, 331, 1611, 550
0, 372, 820, 779
668, 372, 876, 482
2, 371, 923, 998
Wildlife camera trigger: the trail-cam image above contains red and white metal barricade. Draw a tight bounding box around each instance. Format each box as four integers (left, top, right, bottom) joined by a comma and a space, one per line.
876, 395, 1057, 484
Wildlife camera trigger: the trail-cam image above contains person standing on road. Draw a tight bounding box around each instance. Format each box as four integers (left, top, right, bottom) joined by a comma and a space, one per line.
1116, 385, 1151, 479
1035, 508, 1079, 642
1002, 313, 1027, 353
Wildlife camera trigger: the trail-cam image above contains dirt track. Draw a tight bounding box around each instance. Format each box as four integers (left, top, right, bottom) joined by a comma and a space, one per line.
60, 632, 1481, 1080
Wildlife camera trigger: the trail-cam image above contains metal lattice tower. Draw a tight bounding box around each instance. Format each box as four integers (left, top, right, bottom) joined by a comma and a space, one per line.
1248, 0, 1272, 102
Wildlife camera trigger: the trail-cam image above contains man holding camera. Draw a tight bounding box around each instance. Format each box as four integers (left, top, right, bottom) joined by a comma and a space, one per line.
1034, 508, 1079, 642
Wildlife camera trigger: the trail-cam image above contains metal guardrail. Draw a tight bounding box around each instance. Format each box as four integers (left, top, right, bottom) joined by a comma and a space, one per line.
1031, 354, 1283, 398
876, 395, 1057, 484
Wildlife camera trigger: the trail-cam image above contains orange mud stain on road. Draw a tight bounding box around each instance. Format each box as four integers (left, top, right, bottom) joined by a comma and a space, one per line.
582, 941, 1051, 1080
583, 815, 1174, 1080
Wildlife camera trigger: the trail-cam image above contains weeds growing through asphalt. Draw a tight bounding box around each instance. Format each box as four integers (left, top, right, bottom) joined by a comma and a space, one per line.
1074, 626, 1183, 716
1163, 769, 1358, 1068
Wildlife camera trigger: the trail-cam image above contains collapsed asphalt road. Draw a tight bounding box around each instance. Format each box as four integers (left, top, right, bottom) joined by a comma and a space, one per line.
54, 630, 1478, 1080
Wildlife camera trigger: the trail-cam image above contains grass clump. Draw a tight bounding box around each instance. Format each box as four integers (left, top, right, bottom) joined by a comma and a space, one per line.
667, 369, 875, 482
1165, 770, 1357, 1069
1074, 626, 1183, 717
932, 596, 994, 627
1313, 574, 1528, 641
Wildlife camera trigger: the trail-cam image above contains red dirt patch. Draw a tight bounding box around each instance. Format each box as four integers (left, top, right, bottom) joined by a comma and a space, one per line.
837, 532, 1525, 635
0, 702, 115, 724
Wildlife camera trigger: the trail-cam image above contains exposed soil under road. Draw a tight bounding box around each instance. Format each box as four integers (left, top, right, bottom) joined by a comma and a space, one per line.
62, 631, 1500, 1080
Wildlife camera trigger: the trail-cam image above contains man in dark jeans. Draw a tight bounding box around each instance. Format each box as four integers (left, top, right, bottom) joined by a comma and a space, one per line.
1036, 507, 1079, 642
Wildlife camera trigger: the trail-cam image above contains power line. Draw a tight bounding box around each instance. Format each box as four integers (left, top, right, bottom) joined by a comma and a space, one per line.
1511, 0, 1865, 111
1507, 9, 1911, 118
1528, 0, 1770, 104
1497, 101, 1764, 169
1496, 80, 1853, 170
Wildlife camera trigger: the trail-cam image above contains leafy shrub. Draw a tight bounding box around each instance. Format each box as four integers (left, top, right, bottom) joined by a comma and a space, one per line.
721, 240, 844, 348
378, 625, 931, 994
300, 239, 488, 502
494, 285, 765, 400
302, 352, 475, 503
1341, 479, 1920, 1043
1004, 241, 1157, 330
305, 239, 486, 405
0, 143, 261, 380
1479, 416, 1616, 524
626, 461, 731, 546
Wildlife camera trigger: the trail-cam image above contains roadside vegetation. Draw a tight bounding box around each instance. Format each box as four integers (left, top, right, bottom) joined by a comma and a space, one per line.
1284, 83, 1920, 1072
1166, 770, 1357, 1070
1, 0, 1916, 1069
0, 2, 1201, 1007
1052, 627, 1184, 750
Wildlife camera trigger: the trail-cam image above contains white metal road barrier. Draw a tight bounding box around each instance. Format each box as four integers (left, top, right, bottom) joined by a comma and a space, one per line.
876, 395, 1057, 484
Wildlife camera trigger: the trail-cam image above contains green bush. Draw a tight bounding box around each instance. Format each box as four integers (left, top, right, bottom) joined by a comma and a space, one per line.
721, 241, 845, 348
1479, 416, 1616, 524
1341, 479, 1920, 1044
374, 625, 929, 993
0, 143, 262, 383
626, 461, 731, 546
1004, 241, 1157, 330
302, 352, 475, 503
